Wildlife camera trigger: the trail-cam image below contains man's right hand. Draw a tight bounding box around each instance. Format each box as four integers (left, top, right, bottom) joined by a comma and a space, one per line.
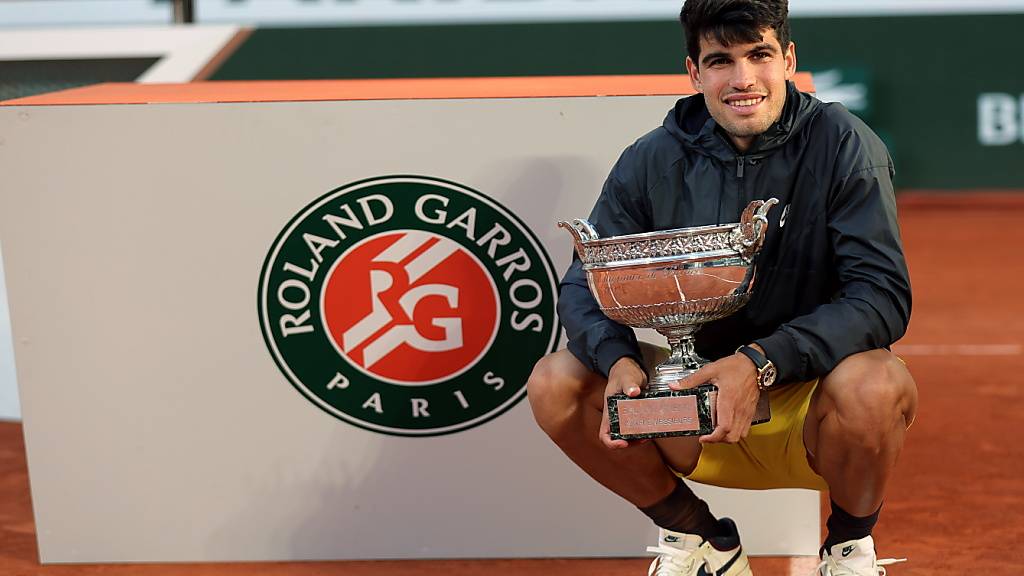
599, 356, 647, 449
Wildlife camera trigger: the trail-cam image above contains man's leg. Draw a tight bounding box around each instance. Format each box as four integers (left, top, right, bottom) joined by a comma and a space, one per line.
527, 349, 713, 533
804, 349, 918, 548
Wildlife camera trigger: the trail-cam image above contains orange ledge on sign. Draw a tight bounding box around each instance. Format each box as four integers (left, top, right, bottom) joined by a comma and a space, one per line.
1, 73, 815, 106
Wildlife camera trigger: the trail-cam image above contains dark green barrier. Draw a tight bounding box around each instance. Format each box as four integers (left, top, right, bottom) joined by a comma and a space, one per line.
211, 14, 1024, 189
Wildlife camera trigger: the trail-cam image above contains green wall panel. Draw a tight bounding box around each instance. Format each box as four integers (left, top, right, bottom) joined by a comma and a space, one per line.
211, 15, 1024, 189
793, 15, 1024, 190
212, 22, 686, 79
0, 58, 158, 101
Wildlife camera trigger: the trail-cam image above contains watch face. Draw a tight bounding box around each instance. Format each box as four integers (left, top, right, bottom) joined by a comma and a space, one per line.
761, 364, 778, 387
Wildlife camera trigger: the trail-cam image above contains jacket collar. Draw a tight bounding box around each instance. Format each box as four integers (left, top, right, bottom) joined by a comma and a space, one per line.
664, 80, 820, 162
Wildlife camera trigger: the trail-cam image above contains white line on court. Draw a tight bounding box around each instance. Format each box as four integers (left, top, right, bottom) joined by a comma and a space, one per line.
892, 344, 1023, 356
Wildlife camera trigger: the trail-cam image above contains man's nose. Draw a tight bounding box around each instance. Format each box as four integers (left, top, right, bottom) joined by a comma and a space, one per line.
730, 60, 756, 90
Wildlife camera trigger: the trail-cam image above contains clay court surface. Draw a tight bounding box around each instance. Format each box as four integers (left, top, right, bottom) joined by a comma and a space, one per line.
0, 193, 1020, 574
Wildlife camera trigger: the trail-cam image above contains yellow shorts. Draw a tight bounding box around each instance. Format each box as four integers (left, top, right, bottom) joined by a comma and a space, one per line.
640, 343, 829, 491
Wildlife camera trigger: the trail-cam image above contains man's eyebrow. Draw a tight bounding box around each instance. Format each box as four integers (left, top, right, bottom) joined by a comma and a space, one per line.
748, 42, 779, 55
700, 43, 779, 66
700, 50, 731, 66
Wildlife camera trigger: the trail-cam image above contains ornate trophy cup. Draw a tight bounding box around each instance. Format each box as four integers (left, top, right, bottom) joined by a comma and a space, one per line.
558, 199, 778, 440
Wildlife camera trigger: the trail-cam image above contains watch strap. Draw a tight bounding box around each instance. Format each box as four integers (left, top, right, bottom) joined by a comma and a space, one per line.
736, 345, 768, 370
736, 345, 776, 390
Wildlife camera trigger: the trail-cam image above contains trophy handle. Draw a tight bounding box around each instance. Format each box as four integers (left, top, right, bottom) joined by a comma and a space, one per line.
733, 198, 779, 260
557, 219, 600, 257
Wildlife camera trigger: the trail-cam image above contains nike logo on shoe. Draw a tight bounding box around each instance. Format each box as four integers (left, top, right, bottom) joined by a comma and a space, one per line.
841, 545, 855, 557
696, 549, 743, 575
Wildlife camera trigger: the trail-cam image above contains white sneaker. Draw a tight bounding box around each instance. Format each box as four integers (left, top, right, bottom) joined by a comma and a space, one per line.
816, 535, 907, 575
647, 518, 752, 576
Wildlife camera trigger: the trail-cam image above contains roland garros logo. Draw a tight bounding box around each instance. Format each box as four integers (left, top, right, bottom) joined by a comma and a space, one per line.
258, 176, 560, 436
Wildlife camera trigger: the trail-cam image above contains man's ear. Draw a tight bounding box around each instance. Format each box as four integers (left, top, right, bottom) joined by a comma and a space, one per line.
685, 56, 702, 92
784, 41, 797, 80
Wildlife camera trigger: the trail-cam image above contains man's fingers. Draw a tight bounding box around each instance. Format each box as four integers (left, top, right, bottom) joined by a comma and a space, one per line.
599, 407, 629, 449
599, 426, 629, 449
700, 425, 728, 444
729, 401, 755, 440
670, 365, 716, 391
701, 424, 744, 444
702, 403, 756, 443
602, 435, 630, 449
737, 409, 756, 438
602, 362, 646, 449
684, 353, 762, 443
611, 372, 645, 397
608, 357, 647, 398
702, 397, 738, 443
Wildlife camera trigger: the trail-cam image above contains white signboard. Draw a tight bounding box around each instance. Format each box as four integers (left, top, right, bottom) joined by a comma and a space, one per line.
0, 247, 18, 421
0, 89, 819, 563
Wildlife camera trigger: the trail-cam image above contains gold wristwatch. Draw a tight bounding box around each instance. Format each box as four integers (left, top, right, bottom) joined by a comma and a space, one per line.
736, 345, 777, 390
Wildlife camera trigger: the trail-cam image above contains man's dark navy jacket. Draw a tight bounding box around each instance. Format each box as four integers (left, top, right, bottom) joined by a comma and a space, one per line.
559, 81, 911, 384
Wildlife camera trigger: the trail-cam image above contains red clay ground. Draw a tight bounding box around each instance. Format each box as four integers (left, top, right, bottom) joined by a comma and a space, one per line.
874, 194, 1024, 573
1, 194, 1021, 575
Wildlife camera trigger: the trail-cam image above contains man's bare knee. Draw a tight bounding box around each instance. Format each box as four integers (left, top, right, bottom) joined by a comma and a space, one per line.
818, 349, 918, 451
527, 350, 602, 438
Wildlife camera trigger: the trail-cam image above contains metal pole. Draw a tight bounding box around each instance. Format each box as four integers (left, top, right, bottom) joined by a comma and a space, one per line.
172, 0, 195, 24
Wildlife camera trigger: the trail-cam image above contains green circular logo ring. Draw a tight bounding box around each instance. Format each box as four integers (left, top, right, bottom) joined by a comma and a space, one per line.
258, 175, 561, 436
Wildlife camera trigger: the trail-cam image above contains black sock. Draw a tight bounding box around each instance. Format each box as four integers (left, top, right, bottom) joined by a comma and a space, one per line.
639, 478, 720, 540
823, 499, 881, 553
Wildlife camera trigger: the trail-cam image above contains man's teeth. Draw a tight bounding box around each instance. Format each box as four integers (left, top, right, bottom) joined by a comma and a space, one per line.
730, 98, 763, 107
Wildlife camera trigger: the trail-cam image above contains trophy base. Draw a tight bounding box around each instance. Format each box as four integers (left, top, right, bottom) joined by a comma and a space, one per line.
608, 386, 772, 441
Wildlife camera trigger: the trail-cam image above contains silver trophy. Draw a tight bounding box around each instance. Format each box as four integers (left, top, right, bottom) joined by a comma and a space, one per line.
558, 199, 778, 439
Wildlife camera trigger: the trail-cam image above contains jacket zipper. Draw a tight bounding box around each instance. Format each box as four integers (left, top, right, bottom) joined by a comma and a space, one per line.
737, 156, 748, 211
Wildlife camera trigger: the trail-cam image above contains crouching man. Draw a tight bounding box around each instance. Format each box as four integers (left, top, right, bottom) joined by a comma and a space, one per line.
527, 1, 918, 574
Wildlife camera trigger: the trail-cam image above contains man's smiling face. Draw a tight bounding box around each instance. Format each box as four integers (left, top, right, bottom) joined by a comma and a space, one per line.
685, 28, 796, 152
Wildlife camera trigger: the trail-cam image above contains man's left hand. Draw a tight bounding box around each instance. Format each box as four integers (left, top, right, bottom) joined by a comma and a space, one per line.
669, 351, 762, 444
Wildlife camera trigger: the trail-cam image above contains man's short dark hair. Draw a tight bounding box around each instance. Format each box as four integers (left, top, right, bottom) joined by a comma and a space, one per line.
680, 0, 791, 64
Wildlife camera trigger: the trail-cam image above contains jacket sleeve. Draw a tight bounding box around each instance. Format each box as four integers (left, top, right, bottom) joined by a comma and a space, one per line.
558, 159, 653, 378
754, 137, 912, 382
